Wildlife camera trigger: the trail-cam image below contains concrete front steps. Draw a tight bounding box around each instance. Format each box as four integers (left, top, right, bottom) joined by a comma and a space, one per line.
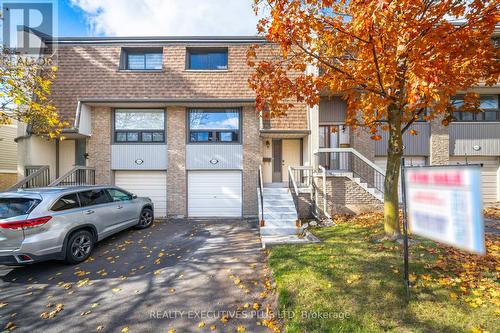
258, 187, 315, 248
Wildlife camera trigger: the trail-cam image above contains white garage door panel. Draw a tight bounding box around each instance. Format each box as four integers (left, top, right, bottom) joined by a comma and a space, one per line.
188, 171, 242, 217
450, 157, 499, 203
115, 171, 167, 217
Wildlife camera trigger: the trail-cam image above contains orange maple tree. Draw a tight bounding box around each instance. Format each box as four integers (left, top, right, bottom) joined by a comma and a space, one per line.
248, 0, 499, 238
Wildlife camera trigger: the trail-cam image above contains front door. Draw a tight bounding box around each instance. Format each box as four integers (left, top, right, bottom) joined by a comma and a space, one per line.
282, 139, 302, 182
272, 139, 282, 182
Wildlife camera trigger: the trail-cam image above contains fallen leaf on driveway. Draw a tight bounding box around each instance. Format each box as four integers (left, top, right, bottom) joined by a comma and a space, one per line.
112, 288, 121, 293
167, 329, 175, 333
40, 303, 64, 319
4, 321, 16, 331
96, 325, 104, 331
121, 327, 129, 333
0, 302, 7, 308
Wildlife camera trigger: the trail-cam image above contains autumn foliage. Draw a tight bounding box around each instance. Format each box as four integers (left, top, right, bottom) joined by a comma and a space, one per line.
0, 47, 65, 137
248, 0, 499, 237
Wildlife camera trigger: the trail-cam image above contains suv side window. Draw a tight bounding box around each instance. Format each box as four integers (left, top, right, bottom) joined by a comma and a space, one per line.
79, 190, 112, 207
51, 193, 80, 211
107, 189, 132, 202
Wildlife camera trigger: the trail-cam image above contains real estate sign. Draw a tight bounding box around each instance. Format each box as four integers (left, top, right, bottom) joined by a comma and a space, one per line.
404, 165, 485, 255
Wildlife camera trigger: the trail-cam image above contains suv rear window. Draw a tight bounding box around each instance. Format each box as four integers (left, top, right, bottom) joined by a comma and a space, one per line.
0, 198, 41, 219
52, 193, 80, 211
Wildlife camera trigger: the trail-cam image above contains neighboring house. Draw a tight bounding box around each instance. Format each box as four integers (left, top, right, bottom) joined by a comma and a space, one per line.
0, 123, 18, 190
13, 30, 499, 219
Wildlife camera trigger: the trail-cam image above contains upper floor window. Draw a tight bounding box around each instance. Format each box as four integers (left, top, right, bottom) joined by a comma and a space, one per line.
120, 48, 163, 70
188, 109, 240, 143
452, 95, 499, 122
114, 109, 165, 143
187, 48, 228, 70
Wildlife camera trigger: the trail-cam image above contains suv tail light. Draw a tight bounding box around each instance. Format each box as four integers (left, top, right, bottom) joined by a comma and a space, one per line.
0, 216, 52, 229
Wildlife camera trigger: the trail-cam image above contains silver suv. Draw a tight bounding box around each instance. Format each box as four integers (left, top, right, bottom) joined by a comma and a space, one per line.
0, 185, 154, 265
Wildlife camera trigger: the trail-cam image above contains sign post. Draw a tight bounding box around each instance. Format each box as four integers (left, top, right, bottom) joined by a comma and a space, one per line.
400, 158, 410, 298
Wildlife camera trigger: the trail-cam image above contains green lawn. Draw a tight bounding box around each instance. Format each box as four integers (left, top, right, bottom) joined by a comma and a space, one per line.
268, 214, 499, 333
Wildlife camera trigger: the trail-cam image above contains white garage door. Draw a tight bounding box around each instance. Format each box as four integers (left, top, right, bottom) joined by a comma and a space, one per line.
449, 157, 499, 203
114, 171, 167, 217
188, 171, 242, 217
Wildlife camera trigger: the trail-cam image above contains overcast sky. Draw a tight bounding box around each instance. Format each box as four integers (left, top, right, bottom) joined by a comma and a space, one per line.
65, 0, 260, 36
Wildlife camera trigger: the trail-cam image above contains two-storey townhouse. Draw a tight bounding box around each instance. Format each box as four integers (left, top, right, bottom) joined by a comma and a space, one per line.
14, 33, 310, 219
13, 28, 498, 221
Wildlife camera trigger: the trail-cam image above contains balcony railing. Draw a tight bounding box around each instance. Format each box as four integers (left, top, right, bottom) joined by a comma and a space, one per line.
314, 148, 385, 197
49, 166, 96, 187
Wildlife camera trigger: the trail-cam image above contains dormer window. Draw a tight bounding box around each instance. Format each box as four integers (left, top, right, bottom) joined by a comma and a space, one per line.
120, 48, 163, 70
186, 47, 228, 70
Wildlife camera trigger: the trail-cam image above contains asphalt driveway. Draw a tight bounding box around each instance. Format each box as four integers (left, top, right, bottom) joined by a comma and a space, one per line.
0, 219, 276, 333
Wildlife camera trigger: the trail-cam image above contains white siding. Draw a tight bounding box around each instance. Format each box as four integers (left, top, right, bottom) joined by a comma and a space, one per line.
188, 171, 242, 217
114, 171, 167, 217
111, 145, 167, 170
449, 157, 499, 203
186, 144, 242, 170
0, 125, 18, 171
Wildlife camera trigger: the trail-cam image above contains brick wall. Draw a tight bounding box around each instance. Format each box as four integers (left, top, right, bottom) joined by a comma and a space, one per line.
51, 43, 308, 131
242, 106, 260, 217
0, 173, 17, 191
430, 116, 450, 165
167, 107, 187, 218
86, 106, 111, 184
314, 175, 382, 215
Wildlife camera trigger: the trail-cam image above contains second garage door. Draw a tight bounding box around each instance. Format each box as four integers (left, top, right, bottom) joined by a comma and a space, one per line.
449, 157, 499, 203
114, 171, 167, 217
188, 171, 242, 217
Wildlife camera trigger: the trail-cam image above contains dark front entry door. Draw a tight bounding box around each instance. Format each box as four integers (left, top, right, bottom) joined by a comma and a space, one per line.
272, 139, 282, 182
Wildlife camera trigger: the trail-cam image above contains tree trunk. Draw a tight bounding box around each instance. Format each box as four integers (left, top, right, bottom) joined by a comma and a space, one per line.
384, 104, 403, 239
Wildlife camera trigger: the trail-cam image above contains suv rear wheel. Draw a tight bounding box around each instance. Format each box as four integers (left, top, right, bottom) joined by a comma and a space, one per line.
65, 230, 94, 264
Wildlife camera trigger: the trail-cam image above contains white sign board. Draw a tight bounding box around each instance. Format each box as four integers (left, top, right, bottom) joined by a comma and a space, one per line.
404, 165, 485, 255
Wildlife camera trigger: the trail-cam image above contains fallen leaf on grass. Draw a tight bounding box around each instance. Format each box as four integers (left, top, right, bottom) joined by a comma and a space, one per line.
210, 325, 216, 331
237, 325, 246, 332
198, 322, 205, 328
346, 274, 361, 284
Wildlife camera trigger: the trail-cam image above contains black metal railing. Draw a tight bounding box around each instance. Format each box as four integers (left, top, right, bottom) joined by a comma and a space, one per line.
50, 166, 96, 186
316, 149, 385, 197
8, 165, 50, 190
